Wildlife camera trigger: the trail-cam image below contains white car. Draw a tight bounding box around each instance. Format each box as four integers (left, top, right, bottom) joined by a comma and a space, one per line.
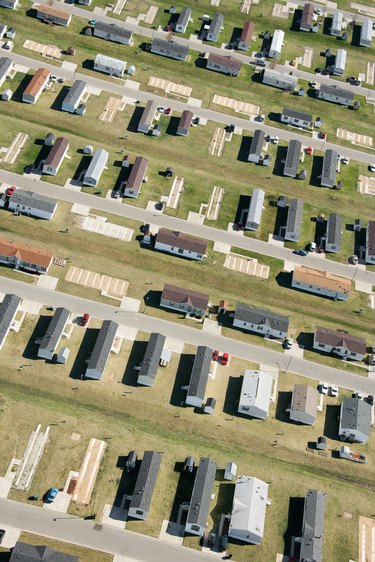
319, 382, 329, 395
157, 106, 166, 113
330, 384, 339, 397
369, 164, 375, 172
272, 136, 279, 144
341, 157, 349, 165
353, 391, 363, 400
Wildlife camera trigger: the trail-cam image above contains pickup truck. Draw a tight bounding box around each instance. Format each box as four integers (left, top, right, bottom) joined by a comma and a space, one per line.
339, 445, 367, 463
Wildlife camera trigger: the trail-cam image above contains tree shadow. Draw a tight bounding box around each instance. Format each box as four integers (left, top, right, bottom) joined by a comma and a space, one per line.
166, 116, 180, 136
283, 496, 305, 556
69, 328, 99, 379
50, 85, 70, 111
323, 404, 340, 439
168, 461, 196, 522
237, 136, 252, 162
82, 59, 94, 71
223, 376, 242, 416
275, 391, 292, 422
121, 340, 148, 386
126, 106, 145, 133
22, 315, 51, 359
272, 145, 288, 177
170, 353, 194, 406
309, 155, 324, 187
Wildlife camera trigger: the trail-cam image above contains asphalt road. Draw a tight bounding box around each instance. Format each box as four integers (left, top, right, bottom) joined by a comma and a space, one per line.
36, 0, 375, 102
1, 275, 374, 393
2, 168, 375, 289
0, 498, 216, 561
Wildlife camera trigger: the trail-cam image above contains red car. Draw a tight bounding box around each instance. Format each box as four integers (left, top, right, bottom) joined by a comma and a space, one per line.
212, 349, 219, 362
305, 146, 313, 155
5, 186, 16, 195
80, 313, 90, 326
319, 132, 327, 139
221, 353, 229, 366
164, 107, 172, 115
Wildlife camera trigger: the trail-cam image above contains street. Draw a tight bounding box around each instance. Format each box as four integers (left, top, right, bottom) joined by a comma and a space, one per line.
1, 168, 375, 289
0, 275, 374, 394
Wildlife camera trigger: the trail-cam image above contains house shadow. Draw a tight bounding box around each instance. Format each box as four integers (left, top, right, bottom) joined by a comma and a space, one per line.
69, 328, 100, 379
0, 552, 11, 562
351, 24, 361, 46
32, 143, 51, 173
325, 53, 335, 70
230, 26, 243, 47
166, 12, 179, 29
170, 353, 195, 406
72, 154, 92, 182
121, 340, 148, 386
11, 73, 33, 103
166, 116, 180, 136
275, 271, 292, 289
112, 457, 141, 508
290, 8, 303, 31
323, 16, 333, 35
113, 166, 129, 192
168, 461, 196, 523
25, 7, 37, 18
194, 57, 208, 70
127, 106, 145, 133
272, 146, 288, 177
22, 315, 52, 359
323, 404, 340, 439
273, 205, 288, 237
82, 59, 95, 71
223, 376, 242, 416
296, 332, 314, 351
234, 194, 251, 225
268, 111, 280, 123
250, 70, 264, 84
143, 290, 161, 310
309, 155, 324, 187
354, 227, 366, 256
275, 391, 292, 422
50, 85, 70, 111
283, 496, 305, 556
237, 136, 252, 162
210, 482, 235, 529
315, 218, 327, 245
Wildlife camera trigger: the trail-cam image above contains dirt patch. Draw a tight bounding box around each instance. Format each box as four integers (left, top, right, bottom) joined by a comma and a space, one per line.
71, 432, 81, 441
113, 0, 127, 15
72, 438, 107, 506
65, 266, 129, 298
140, 5, 158, 24
23, 39, 61, 59
241, 0, 259, 14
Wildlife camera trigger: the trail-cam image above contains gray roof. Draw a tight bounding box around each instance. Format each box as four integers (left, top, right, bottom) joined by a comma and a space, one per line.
138, 333, 166, 385
38, 307, 70, 355
10, 541, 78, 562
246, 188, 265, 229
249, 129, 265, 157
93, 20, 132, 39
84, 149, 109, 182
176, 7, 191, 28
0, 56, 12, 80
235, 303, 289, 333
300, 489, 326, 562
285, 199, 303, 241
0, 293, 21, 348
62, 79, 86, 107
263, 68, 298, 89
9, 190, 57, 214
331, 10, 343, 31
139, 100, 156, 128
284, 139, 301, 177
321, 149, 337, 185
151, 38, 189, 58
208, 13, 224, 36
187, 457, 217, 528
340, 397, 371, 438
282, 107, 312, 122
86, 320, 118, 379
318, 83, 353, 101
326, 213, 342, 250
187, 346, 212, 402
129, 451, 162, 513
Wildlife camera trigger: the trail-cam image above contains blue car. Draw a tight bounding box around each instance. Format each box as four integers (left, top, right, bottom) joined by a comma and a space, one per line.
45, 487, 59, 503
293, 249, 308, 256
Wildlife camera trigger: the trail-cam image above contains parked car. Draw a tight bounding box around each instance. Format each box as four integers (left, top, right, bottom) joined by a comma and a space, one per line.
212, 349, 219, 362
221, 353, 229, 366
369, 164, 375, 172
309, 81, 317, 88
330, 384, 339, 397
341, 157, 349, 165
305, 146, 313, 155
319, 132, 327, 139
352, 391, 363, 400
5, 186, 16, 195
113, 191, 121, 199
80, 313, 90, 326
88, 19, 97, 25
272, 136, 279, 144
293, 249, 308, 256
140, 223, 150, 234
164, 107, 172, 115
367, 395, 374, 406
45, 487, 59, 503
348, 255, 358, 265
0, 530, 5, 545
283, 338, 293, 349
255, 58, 266, 67
256, 114, 265, 122
157, 106, 166, 113
319, 382, 329, 395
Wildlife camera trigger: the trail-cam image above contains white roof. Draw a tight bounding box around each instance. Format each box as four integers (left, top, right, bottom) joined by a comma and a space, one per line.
239, 370, 273, 415
361, 18, 373, 42
270, 29, 284, 53
94, 53, 127, 72
85, 149, 109, 181
335, 49, 347, 69
229, 476, 268, 540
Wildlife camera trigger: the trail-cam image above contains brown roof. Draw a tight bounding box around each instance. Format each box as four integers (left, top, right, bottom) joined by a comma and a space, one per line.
37, 4, 71, 21
291, 384, 318, 417
240, 21, 255, 43
127, 156, 149, 193
293, 266, 351, 295
178, 110, 194, 131
156, 229, 207, 254
44, 137, 69, 169
24, 68, 50, 98
367, 221, 375, 257
315, 326, 366, 354
0, 238, 53, 268
161, 284, 209, 310
208, 53, 242, 71
301, 3, 314, 26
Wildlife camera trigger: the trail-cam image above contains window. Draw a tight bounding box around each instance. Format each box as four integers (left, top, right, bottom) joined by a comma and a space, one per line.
136, 510, 144, 516
318, 343, 325, 348
197, 254, 202, 258
191, 525, 200, 532
178, 248, 184, 254
350, 352, 356, 356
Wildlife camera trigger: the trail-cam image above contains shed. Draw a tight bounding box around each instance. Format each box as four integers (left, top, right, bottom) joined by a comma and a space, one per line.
83, 144, 94, 155
56, 347, 70, 364
316, 436, 327, 450
224, 462, 237, 481
245, 188, 265, 231
203, 397, 216, 415
44, 133, 55, 146
1, 88, 12, 101
186, 346, 212, 408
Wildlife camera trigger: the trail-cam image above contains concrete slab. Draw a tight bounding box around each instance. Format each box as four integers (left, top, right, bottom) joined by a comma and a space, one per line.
227, 223, 244, 235
120, 297, 141, 312
113, 556, 138, 562
77, 215, 134, 242
283, 261, 295, 272
0, 476, 13, 498
187, 97, 202, 107
36, 275, 59, 290
158, 520, 184, 545
116, 325, 138, 342
102, 503, 127, 529
61, 61, 77, 72
202, 318, 222, 335
268, 234, 285, 246
284, 342, 304, 359
165, 337, 184, 354
187, 211, 205, 224
146, 200, 164, 214
355, 280, 373, 294
19, 300, 42, 315
71, 203, 90, 215
63, 178, 82, 192
0, 526, 21, 548
43, 491, 70, 513
213, 241, 231, 254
